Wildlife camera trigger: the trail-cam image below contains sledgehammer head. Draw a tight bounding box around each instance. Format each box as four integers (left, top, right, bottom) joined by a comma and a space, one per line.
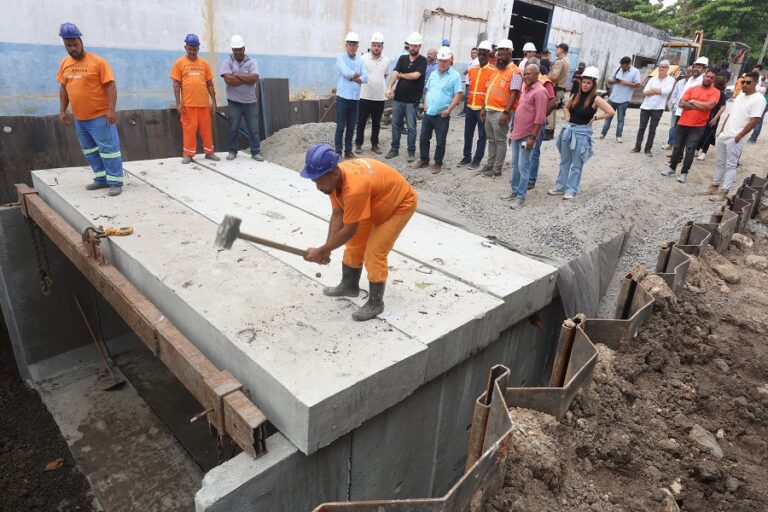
215, 215, 242, 250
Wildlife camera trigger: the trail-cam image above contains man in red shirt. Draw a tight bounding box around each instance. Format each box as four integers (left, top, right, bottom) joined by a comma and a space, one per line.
662, 69, 719, 183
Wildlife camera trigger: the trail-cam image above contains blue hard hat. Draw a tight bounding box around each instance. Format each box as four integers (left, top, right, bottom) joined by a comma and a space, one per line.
184, 33, 200, 46
442, 38, 450, 46
59, 22, 82, 39
300, 144, 340, 179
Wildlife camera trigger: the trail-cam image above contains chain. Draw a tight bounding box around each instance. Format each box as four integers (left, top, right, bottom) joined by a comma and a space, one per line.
26, 219, 53, 296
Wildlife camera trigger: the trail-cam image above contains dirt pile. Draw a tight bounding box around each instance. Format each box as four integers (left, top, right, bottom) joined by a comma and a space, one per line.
486, 217, 768, 512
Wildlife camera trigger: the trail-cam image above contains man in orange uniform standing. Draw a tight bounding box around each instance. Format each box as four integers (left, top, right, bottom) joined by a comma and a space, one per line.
170, 34, 220, 164
479, 39, 521, 177
56, 22, 124, 196
301, 144, 417, 321
459, 40, 495, 170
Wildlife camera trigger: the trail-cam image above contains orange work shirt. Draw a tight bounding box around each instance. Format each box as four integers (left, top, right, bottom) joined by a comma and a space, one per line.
679, 85, 721, 127
485, 64, 521, 111
56, 52, 115, 121
169, 56, 213, 107
466, 63, 496, 110
330, 159, 417, 226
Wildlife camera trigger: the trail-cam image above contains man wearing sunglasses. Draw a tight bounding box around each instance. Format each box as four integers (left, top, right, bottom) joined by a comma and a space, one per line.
708, 71, 766, 199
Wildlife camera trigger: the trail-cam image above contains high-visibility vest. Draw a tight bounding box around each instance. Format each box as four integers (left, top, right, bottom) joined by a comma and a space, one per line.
466, 63, 496, 110
485, 64, 521, 111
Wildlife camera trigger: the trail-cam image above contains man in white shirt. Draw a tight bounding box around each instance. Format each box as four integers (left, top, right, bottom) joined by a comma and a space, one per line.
708, 71, 767, 198
633, 60, 675, 155
599, 56, 641, 142
355, 32, 390, 154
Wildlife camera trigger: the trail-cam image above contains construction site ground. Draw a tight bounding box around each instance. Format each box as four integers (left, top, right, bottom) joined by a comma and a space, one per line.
2, 107, 767, 511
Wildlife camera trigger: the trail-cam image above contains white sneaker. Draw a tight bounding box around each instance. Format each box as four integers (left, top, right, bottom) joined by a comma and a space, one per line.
677, 174, 687, 183
697, 153, 706, 161
500, 191, 517, 201
660, 168, 675, 177
547, 189, 564, 196
597, 134, 605, 140
660, 144, 670, 150
694, 150, 700, 157
563, 193, 574, 200
616, 137, 623, 143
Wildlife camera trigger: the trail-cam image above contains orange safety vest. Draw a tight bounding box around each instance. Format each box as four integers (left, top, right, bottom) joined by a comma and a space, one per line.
485, 63, 521, 112
466, 63, 496, 110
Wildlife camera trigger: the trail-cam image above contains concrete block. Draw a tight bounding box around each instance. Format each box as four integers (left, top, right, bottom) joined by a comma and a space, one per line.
196, 433, 349, 512
32, 167, 427, 454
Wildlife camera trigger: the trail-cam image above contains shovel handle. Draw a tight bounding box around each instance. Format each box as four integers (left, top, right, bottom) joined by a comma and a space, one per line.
238, 232, 308, 257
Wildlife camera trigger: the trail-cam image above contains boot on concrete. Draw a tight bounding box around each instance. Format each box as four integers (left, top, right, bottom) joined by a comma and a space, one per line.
323, 263, 362, 297
107, 186, 122, 197
85, 182, 109, 191
352, 282, 385, 321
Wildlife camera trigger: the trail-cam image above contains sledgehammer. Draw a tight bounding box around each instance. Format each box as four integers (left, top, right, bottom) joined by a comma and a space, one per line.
215, 214, 308, 257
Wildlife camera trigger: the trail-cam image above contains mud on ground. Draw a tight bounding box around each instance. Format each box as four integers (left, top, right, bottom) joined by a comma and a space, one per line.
485, 210, 768, 512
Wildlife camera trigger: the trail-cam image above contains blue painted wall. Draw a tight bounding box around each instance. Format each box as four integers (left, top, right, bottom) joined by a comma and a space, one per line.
0, 42, 337, 116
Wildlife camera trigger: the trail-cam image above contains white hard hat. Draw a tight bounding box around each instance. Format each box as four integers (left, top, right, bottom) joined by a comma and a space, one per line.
694, 56, 709, 66
478, 40, 493, 51
406, 32, 423, 45
230, 35, 245, 49
523, 42, 537, 52
496, 39, 513, 50
345, 32, 360, 43
371, 32, 384, 43
436, 46, 452, 60
581, 66, 600, 80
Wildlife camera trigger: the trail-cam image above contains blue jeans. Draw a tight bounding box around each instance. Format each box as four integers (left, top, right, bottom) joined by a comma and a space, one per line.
335, 97, 358, 153
555, 126, 592, 195
509, 138, 534, 199
74, 116, 124, 187
528, 128, 545, 185
667, 113, 680, 145
419, 114, 450, 164
750, 104, 767, 142
601, 100, 629, 137
227, 100, 261, 154
462, 108, 486, 164
391, 100, 418, 153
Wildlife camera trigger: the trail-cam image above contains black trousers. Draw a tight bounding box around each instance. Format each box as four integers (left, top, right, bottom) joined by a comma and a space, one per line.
355, 99, 386, 147
670, 125, 704, 174
635, 109, 663, 152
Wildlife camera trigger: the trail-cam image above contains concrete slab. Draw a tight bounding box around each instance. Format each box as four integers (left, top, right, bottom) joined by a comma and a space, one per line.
33, 167, 427, 454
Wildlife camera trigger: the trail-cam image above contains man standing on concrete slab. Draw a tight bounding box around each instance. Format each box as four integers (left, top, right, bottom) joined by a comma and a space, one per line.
599, 56, 641, 143
633, 60, 675, 155
220, 35, 263, 162
708, 72, 767, 199
57, 22, 124, 197
414, 46, 463, 174
170, 34, 219, 164
355, 33, 389, 155
459, 40, 495, 170
385, 32, 427, 162
301, 144, 417, 321
662, 68, 719, 183
662, 57, 707, 150
546, 43, 570, 140
479, 39, 521, 178
335, 32, 368, 159
502, 64, 548, 210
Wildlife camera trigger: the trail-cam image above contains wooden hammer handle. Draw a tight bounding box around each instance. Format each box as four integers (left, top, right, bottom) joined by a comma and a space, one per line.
238, 232, 308, 257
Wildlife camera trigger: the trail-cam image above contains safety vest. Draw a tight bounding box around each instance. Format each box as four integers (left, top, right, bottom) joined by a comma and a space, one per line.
485, 64, 521, 112
466, 63, 496, 110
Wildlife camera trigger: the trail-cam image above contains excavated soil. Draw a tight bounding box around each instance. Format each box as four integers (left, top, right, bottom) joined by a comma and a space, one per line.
485, 212, 768, 512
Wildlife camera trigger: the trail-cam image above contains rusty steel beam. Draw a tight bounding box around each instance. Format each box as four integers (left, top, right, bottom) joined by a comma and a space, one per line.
16, 184, 267, 458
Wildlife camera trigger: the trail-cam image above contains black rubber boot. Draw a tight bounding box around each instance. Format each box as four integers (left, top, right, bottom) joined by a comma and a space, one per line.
352, 282, 385, 321
323, 264, 362, 297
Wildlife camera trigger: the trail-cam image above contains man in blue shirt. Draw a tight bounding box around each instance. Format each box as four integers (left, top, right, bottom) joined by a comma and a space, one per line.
600, 56, 641, 142
335, 32, 368, 158
414, 47, 463, 174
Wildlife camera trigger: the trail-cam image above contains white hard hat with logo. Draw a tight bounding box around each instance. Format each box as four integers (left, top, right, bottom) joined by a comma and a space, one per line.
230, 35, 245, 48
345, 32, 360, 42
436, 46, 453, 60
523, 42, 537, 52
371, 32, 384, 43
406, 32, 423, 45
694, 56, 709, 66
496, 39, 513, 50
478, 40, 493, 51
581, 66, 600, 80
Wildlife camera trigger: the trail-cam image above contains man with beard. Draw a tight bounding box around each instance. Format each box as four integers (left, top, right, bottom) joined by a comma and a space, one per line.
57, 22, 124, 196
301, 144, 417, 321
355, 32, 389, 154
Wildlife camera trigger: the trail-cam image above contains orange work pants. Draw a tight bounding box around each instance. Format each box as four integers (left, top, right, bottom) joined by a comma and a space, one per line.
342, 198, 417, 283
181, 106, 214, 156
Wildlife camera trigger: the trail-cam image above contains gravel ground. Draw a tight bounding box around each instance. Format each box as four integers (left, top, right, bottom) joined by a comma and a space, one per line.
259, 108, 767, 315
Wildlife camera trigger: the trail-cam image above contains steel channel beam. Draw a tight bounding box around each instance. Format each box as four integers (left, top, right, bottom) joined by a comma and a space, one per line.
16, 184, 267, 458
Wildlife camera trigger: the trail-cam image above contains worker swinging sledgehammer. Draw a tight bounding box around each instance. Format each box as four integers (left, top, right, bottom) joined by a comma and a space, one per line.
301, 144, 418, 321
